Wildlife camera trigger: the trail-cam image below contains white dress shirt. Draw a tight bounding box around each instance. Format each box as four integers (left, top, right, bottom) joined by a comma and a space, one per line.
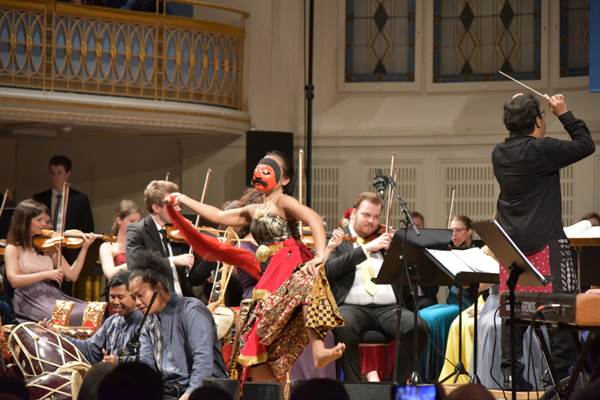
343, 225, 396, 306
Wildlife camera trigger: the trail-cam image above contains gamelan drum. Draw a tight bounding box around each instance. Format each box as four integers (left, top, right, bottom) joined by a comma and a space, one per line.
27, 362, 89, 400
8, 322, 89, 378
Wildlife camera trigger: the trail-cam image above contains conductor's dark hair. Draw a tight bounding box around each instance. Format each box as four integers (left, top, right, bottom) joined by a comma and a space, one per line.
49, 155, 72, 172
128, 250, 171, 292
503, 93, 542, 136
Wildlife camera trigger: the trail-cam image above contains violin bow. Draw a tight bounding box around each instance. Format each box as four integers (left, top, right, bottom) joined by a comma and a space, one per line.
188, 168, 212, 255
447, 186, 456, 229
384, 152, 396, 233
0, 189, 9, 221
298, 148, 305, 238
56, 182, 70, 270
165, 172, 170, 182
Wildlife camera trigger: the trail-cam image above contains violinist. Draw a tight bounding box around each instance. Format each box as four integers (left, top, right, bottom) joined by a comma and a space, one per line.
4, 199, 95, 324
99, 200, 142, 280
125, 180, 212, 298
324, 192, 426, 383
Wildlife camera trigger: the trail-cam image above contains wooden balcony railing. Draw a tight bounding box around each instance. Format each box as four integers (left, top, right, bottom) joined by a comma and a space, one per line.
0, 0, 246, 109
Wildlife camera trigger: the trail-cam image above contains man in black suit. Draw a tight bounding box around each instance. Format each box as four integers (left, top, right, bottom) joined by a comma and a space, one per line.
325, 192, 426, 383
126, 180, 212, 298
33, 155, 94, 233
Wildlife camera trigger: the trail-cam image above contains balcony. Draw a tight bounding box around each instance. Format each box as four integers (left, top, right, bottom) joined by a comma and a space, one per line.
0, 0, 250, 140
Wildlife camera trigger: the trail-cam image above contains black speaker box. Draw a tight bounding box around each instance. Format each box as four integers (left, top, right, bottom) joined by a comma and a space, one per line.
203, 378, 240, 400
242, 382, 282, 400
343, 382, 395, 400
245, 130, 294, 187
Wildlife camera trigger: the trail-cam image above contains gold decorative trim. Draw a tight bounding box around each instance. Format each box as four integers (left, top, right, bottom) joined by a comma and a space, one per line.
0, 0, 245, 110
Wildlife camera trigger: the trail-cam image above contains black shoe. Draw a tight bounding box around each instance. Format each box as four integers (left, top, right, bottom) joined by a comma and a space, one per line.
503, 374, 534, 392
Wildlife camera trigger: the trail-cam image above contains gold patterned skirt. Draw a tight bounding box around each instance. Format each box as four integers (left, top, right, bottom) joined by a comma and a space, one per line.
235, 239, 343, 379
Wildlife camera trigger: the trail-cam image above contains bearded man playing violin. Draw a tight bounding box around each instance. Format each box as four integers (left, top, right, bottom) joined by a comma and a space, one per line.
125, 180, 214, 298
325, 192, 426, 383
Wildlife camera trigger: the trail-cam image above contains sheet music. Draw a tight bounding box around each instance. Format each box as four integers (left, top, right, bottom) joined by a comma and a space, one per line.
452, 247, 500, 274
425, 249, 473, 276
425, 248, 499, 277
564, 220, 600, 238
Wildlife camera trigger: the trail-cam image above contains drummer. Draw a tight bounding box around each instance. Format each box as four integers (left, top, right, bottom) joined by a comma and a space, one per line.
68, 271, 143, 364
128, 250, 226, 400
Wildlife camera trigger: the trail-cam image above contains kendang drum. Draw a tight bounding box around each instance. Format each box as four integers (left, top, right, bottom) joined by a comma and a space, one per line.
7, 322, 89, 378
27, 361, 89, 400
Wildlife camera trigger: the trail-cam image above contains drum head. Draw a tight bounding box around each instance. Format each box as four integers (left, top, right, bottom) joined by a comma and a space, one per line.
8, 322, 88, 378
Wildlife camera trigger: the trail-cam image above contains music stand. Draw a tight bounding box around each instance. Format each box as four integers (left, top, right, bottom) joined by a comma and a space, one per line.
422, 247, 499, 384
472, 220, 548, 400
377, 228, 452, 384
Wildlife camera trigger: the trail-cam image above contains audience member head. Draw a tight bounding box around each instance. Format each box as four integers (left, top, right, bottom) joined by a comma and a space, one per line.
0, 376, 29, 400
76, 362, 117, 400
450, 215, 473, 248
48, 155, 72, 191
251, 151, 294, 196
97, 362, 162, 400
7, 199, 50, 249
351, 192, 384, 239
411, 211, 425, 230
143, 180, 180, 225
571, 380, 600, 400
291, 379, 349, 400
107, 271, 136, 317
503, 93, 544, 137
128, 250, 172, 314
581, 212, 600, 226
111, 199, 142, 236
447, 383, 494, 400
189, 386, 233, 400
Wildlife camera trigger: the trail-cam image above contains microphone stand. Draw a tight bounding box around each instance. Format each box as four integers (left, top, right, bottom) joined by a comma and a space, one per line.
119, 289, 159, 362
384, 175, 422, 385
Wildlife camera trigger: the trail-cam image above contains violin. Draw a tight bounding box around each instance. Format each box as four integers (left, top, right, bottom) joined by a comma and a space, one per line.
164, 224, 224, 243
341, 224, 394, 244
0, 239, 6, 257
33, 229, 116, 251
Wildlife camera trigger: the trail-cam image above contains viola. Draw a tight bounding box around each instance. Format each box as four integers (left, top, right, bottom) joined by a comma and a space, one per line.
33, 229, 115, 251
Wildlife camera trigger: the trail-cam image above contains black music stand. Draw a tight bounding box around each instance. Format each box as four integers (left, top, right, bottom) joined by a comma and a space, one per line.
422, 248, 499, 384
472, 220, 548, 400
377, 228, 452, 384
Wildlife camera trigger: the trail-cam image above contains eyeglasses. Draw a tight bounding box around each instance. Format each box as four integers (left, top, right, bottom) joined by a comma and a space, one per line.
452, 228, 467, 233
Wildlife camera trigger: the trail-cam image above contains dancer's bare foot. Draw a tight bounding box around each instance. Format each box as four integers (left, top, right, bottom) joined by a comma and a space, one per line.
312, 342, 345, 368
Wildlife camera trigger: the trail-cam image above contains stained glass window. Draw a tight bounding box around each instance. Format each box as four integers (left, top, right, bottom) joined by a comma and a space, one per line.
433, 0, 541, 82
560, 0, 589, 77
345, 0, 416, 82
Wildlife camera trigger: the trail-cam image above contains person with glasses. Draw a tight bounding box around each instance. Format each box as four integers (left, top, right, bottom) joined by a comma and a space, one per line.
492, 92, 595, 390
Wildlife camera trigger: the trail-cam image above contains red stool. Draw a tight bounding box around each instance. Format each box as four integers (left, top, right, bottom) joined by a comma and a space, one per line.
359, 330, 397, 381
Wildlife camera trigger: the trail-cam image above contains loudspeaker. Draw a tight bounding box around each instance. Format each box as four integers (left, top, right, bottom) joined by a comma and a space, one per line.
245, 130, 294, 187
242, 382, 282, 400
202, 378, 240, 400
343, 382, 394, 400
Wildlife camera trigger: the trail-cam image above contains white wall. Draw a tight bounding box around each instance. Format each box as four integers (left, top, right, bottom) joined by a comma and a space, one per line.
1, 0, 599, 232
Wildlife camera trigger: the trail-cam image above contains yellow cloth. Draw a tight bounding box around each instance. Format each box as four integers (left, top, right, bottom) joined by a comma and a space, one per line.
355, 237, 377, 296
438, 295, 484, 384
